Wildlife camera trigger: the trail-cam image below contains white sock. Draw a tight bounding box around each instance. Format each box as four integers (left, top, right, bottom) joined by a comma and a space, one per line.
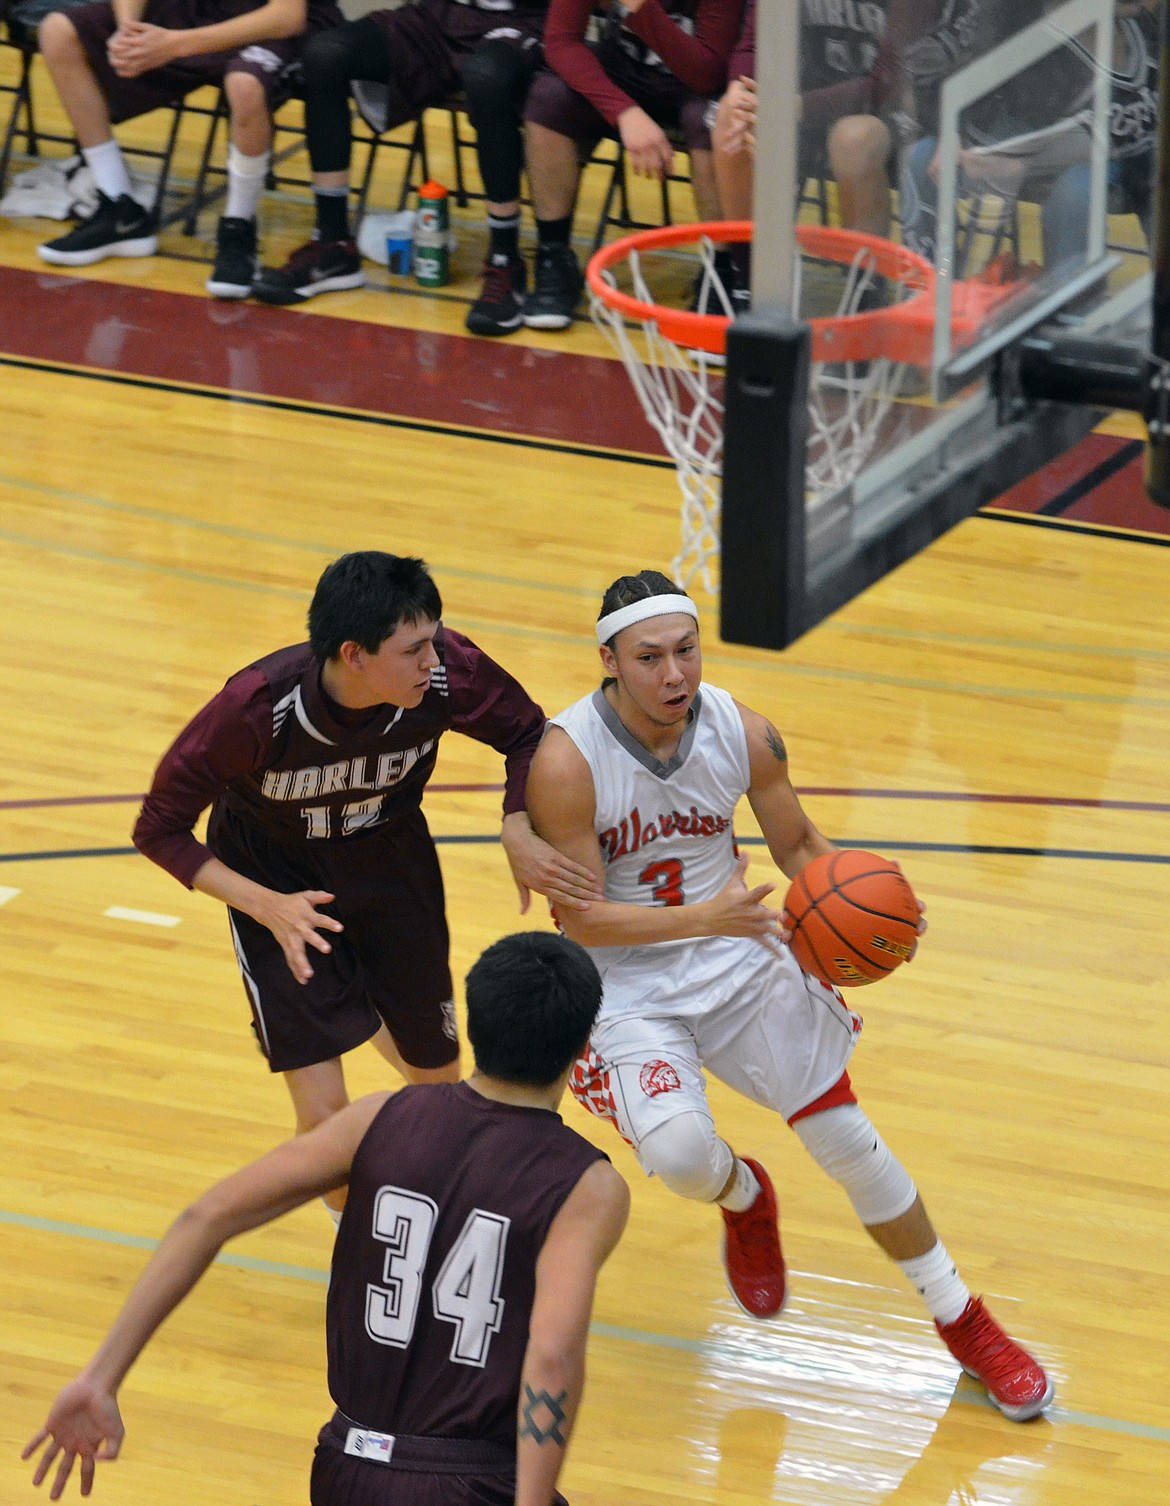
322, 1198, 342, 1229
716, 1156, 762, 1212
225, 144, 270, 221
898, 1241, 971, 1325
82, 139, 132, 202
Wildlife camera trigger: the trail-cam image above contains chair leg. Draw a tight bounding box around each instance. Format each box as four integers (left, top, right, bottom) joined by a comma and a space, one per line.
184, 86, 228, 234
355, 127, 380, 222
151, 95, 187, 217
449, 104, 468, 207
591, 149, 624, 257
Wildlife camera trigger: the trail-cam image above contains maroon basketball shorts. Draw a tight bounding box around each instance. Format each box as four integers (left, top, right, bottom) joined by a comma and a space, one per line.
524, 40, 713, 154
311, 1414, 569, 1506
65, 0, 309, 125
366, 0, 546, 133
211, 806, 458, 1074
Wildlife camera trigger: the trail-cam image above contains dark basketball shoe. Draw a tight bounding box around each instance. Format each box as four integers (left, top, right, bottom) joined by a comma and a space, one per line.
720, 1158, 787, 1318
206, 216, 258, 299
252, 235, 365, 305
936, 1297, 1054, 1420
38, 191, 158, 267
524, 243, 583, 330
466, 254, 528, 336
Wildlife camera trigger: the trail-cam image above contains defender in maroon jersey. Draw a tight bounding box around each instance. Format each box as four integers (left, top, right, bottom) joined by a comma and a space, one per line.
24, 932, 630, 1505
132, 552, 602, 1210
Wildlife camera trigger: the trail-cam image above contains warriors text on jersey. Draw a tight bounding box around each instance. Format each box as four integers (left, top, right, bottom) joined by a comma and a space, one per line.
551, 682, 755, 988
324, 1081, 606, 1442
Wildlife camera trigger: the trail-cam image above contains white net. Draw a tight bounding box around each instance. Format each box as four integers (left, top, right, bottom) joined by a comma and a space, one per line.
590, 236, 909, 592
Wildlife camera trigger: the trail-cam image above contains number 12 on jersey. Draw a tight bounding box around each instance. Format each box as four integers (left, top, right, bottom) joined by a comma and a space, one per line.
366, 1186, 510, 1367
640, 857, 684, 906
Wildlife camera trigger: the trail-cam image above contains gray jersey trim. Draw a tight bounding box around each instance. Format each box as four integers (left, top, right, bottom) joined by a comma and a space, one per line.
589, 687, 703, 781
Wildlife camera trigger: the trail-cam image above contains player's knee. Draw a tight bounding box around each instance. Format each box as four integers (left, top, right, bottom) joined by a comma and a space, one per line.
38, 11, 81, 64
225, 70, 268, 129
640, 1112, 732, 1201
828, 115, 890, 177
460, 41, 526, 113
301, 25, 356, 95
793, 1103, 917, 1225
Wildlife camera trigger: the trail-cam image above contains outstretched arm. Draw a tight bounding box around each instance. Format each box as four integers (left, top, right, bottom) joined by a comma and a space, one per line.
526, 727, 785, 948
515, 1161, 629, 1506
22, 1095, 388, 1500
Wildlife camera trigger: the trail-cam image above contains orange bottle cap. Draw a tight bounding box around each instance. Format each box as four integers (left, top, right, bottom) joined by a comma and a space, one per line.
418, 179, 449, 199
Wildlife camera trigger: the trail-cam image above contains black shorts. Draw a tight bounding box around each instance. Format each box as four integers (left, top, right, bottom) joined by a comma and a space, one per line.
366, 0, 546, 133
311, 1414, 569, 1506
64, 0, 318, 125
210, 804, 458, 1074
524, 39, 713, 154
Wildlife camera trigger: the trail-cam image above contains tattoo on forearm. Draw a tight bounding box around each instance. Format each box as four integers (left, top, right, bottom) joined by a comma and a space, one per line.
765, 725, 788, 764
520, 1384, 569, 1446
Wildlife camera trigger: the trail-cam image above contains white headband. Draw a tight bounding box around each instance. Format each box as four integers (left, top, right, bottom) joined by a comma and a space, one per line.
596, 594, 698, 646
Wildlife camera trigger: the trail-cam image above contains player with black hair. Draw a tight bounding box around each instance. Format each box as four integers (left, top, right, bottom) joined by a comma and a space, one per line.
526, 567, 1053, 1421
133, 551, 601, 1213
24, 931, 629, 1505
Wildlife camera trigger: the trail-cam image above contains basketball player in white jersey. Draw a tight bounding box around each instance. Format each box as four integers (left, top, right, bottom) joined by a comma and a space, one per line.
526, 569, 1054, 1421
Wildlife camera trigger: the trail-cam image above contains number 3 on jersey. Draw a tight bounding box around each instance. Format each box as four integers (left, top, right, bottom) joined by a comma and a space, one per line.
640, 856, 684, 906
366, 1186, 509, 1367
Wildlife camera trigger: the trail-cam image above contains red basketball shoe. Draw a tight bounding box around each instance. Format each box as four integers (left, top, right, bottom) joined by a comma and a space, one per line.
935, 1297, 1054, 1420
720, 1158, 787, 1319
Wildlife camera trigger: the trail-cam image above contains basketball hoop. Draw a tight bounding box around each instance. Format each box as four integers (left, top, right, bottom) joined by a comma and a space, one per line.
587, 221, 1016, 591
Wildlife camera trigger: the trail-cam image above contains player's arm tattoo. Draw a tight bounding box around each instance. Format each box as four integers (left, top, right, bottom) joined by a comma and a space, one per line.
764, 724, 788, 764
519, 1383, 569, 1446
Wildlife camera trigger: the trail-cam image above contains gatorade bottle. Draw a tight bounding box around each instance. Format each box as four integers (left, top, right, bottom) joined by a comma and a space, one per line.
414, 180, 450, 287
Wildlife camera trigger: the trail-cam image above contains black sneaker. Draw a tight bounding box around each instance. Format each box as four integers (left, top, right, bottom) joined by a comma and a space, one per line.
523, 243, 583, 330
206, 215, 258, 299
252, 235, 365, 305
38, 191, 158, 267
466, 254, 527, 336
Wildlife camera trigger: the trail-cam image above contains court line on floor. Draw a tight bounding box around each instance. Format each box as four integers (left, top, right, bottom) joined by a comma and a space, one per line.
5, 475, 1170, 652
5, 788, 1170, 813
0, 354, 674, 470
981, 508, 1170, 548
3, 1207, 1165, 1443
6, 528, 1170, 702
0, 470, 609, 602
3, 837, 1170, 865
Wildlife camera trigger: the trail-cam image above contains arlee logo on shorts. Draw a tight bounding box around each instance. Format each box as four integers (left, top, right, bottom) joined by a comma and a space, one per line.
639, 1060, 681, 1097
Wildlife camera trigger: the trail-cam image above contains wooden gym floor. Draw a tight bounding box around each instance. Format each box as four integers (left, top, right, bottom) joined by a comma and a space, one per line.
1, 72, 1168, 1506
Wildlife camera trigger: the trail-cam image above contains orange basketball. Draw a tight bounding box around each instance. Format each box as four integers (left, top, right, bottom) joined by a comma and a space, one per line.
783, 850, 920, 988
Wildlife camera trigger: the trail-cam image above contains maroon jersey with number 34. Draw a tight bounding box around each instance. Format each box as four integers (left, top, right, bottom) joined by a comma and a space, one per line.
325, 1082, 606, 1442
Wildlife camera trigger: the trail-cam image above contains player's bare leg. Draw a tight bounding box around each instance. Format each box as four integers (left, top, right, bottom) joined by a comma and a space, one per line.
37, 11, 159, 267
526, 122, 581, 220
284, 1058, 350, 1213
827, 114, 892, 239
38, 12, 110, 147
369, 1023, 460, 1085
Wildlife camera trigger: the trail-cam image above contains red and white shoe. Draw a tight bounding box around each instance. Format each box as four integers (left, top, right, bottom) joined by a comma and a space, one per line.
936, 1297, 1054, 1420
720, 1158, 787, 1319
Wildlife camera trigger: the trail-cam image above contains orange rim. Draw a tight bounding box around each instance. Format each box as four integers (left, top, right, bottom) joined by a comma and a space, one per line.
586, 221, 1012, 365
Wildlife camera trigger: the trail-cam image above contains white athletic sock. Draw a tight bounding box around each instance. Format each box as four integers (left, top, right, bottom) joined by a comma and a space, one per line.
82, 139, 132, 202
898, 1241, 971, 1325
225, 144, 270, 222
322, 1198, 342, 1229
716, 1156, 761, 1212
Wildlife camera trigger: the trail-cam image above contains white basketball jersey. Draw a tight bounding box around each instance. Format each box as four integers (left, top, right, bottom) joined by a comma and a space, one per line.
550, 684, 752, 981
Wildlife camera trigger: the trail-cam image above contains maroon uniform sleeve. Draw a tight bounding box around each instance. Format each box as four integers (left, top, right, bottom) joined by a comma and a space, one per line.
625, 0, 743, 95
132, 668, 274, 888
440, 631, 546, 817
544, 0, 637, 126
